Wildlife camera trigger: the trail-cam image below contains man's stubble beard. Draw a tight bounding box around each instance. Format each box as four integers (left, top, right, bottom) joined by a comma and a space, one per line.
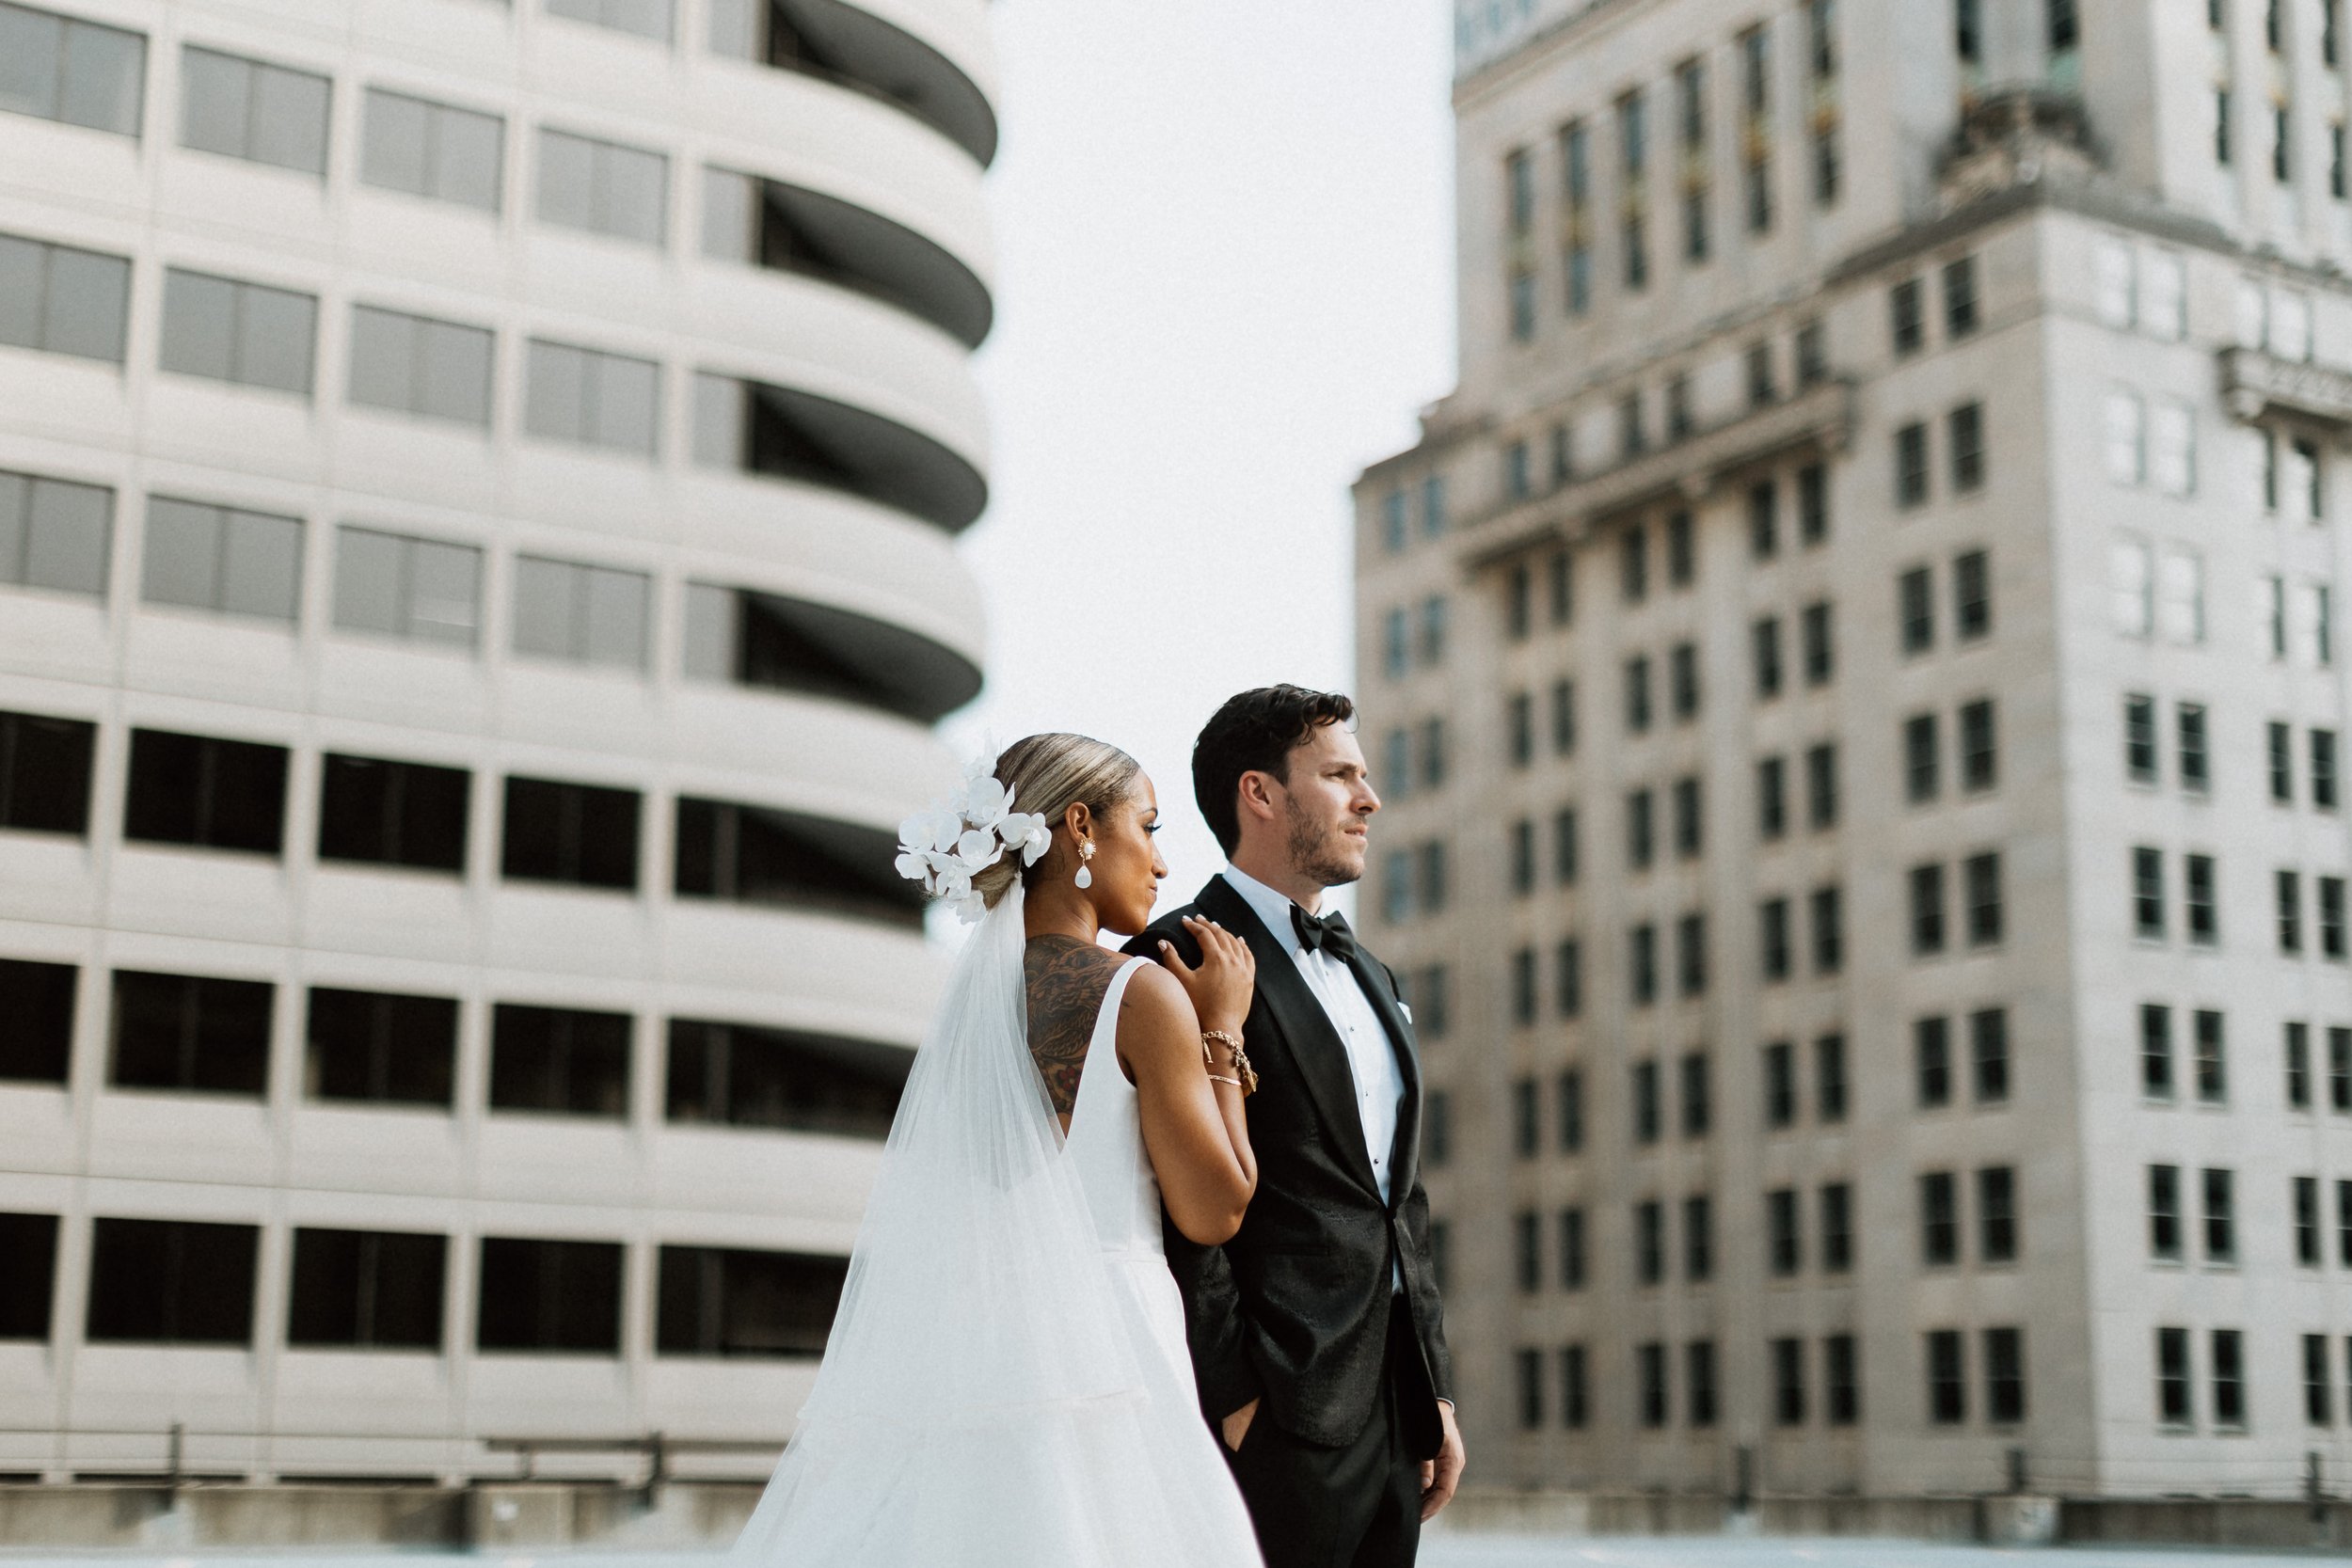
1284, 798, 1362, 890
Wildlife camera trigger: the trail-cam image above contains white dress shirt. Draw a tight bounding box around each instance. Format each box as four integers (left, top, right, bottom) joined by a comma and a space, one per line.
1220, 866, 1406, 1205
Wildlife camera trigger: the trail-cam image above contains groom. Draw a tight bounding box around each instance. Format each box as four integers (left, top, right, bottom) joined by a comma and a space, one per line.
1129, 686, 1464, 1568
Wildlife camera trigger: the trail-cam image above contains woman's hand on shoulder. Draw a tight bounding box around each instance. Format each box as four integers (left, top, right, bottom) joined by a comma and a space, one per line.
1152, 914, 1255, 1036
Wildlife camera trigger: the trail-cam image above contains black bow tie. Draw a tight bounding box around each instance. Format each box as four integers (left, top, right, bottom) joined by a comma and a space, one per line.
1291, 905, 1358, 964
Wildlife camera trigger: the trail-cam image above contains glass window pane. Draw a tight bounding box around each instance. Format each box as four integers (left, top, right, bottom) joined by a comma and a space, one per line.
60, 23, 145, 136
700, 166, 754, 261
535, 129, 596, 230
707, 0, 756, 58
347, 305, 416, 413
582, 566, 648, 668
0, 234, 41, 349
511, 555, 579, 658
178, 47, 250, 159
419, 319, 492, 426
604, 0, 673, 40
235, 282, 317, 395
160, 268, 238, 380
0, 472, 28, 582
332, 526, 405, 634
0, 8, 63, 122
24, 476, 110, 596
141, 497, 224, 610
525, 341, 586, 442
432, 104, 502, 212
405, 540, 479, 646
248, 62, 328, 175
594, 353, 659, 454
359, 88, 429, 195
600, 144, 667, 245
691, 372, 739, 467
681, 582, 734, 678
40, 245, 128, 362
219, 509, 300, 622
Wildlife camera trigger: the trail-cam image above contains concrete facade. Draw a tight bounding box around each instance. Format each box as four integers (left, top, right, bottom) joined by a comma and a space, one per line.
1361, 0, 2352, 1500
0, 0, 993, 1483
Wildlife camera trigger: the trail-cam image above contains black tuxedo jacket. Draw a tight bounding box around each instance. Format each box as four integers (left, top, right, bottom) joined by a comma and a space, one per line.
1125, 874, 1453, 1453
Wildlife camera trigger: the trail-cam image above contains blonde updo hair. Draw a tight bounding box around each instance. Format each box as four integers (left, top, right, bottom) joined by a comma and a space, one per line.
973, 733, 1142, 910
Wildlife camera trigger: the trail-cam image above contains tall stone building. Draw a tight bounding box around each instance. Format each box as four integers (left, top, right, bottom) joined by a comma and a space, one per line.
1359, 0, 2352, 1500
0, 0, 992, 1482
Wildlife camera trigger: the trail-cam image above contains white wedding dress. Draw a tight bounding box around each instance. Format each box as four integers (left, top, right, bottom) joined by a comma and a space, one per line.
728, 891, 1263, 1567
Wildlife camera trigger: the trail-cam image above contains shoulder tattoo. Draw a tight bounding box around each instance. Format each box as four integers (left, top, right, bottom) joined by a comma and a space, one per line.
1024, 936, 1129, 1122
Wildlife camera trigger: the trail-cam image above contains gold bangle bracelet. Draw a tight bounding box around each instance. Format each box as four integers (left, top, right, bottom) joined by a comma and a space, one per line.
1207, 1073, 1242, 1088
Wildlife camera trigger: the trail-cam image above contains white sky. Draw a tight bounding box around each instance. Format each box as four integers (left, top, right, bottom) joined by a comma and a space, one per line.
949, 0, 1461, 913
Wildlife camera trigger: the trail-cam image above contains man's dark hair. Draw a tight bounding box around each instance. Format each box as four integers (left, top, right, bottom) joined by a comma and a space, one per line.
1193, 685, 1357, 856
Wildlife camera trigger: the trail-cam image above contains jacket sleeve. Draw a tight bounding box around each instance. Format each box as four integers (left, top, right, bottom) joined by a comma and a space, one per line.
1124, 917, 1264, 1422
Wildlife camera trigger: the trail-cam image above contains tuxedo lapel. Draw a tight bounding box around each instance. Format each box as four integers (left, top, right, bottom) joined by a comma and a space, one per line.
1196, 877, 1384, 1199
1346, 947, 1423, 1210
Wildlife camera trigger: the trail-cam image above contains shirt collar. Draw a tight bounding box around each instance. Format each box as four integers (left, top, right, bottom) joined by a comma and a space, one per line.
1220, 864, 1311, 955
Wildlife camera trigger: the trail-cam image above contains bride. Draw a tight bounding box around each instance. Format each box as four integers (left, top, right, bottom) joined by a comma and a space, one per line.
728, 734, 1267, 1566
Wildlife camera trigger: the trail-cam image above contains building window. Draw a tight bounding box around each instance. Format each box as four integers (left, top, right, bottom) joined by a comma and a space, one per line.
1810, 884, 1843, 974
658, 1244, 850, 1358
2280, 869, 2305, 954
1753, 615, 1783, 697
287, 1227, 447, 1349
331, 525, 483, 648
1558, 1208, 1586, 1288
1635, 1200, 1664, 1285
1677, 916, 1708, 999
1506, 690, 1534, 768
2203, 1167, 2236, 1262
159, 267, 317, 395
1816, 1033, 1849, 1121
1772, 1337, 1806, 1425
1687, 1338, 1718, 1425
1666, 374, 1692, 440
2296, 1175, 2322, 1265
1971, 1008, 2010, 1102
1419, 594, 1448, 665
1548, 548, 1573, 624
1948, 402, 1985, 492
2305, 1335, 2335, 1427
0, 2, 145, 136
2314, 729, 2340, 808
0, 958, 75, 1085
360, 87, 504, 212
316, 752, 469, 873
1513, 1209, 1540, 1291
1636, 1340, 1667, 1425
1798, 463, 1829, 544
2142, 1003, 2174, 1099
488, 1002, 631, 1117
1554, 938, 1581, 1020
1890, 277, 1924, 356
2123, 694, 2157, 784
178, 44, 330, 177
2211, 1328, 2246, 1428
1672, 775, 1701, 856
1984, 1326, 2026, 1423
1666, 511, 1695, 585
2320, 876, 2346, 958
1978, 1166, 2018, 1262
1905, 713, 1940, 802
1379, 491, 1406, 554
1626, 788, 1654, 871
501, 775, 642, 890
1899, 565, 1934, 654
1820, 1181, 1852, 1270
1795, 319, 1827, 385
1421, 717, 1448, 787
1759, 896, 1791, 981
536, 126, 668, 245
1921, 1172, 1960, 1265
304, 987, 457, 1107
476, 1236, 623, 1354
347, 305, 495, 428
108, 969, 272, 1096
1804, 742, 1837, 829
0, 706, 95, 836
2133, 847, 2166, 939
2185, 853, 2217, 944
1767, 1188, 1802, 1275
1560, 1343, 1589, 1428
1549, 678, 1576, 757
1422, 475, 1446, 536
1510, 948, 1537, 1026
1556, 1068, 1583, 1152
1508, 816, 1534, 896
2330, 1026, 2352, 1112
1926, 1330, 1967, 1424
1631, 1060, 1661, 1144
1747, 341, 1776, 406
1910, 863, 1946, 955
1682, 1194, 1713, 1280
2284, 1022, 2312, 1110
2150, 1164, 2183, 1259
1764, 1039, 1796, 1128
1963, 850, 2003, 944
524, 339, 661, 457
1620, 522, 1648, 601
1944, 256, 1979, 337
1552, 806, 1579, 886
122, 727, 288, 855
0, 230, 131, 366
1625, 657, 1652, 733
1630, 925, 1657, 1005
1504, 561, 1532, 639
1954, 548, 1992, 638
0, 1211, 57, 1341
140, 497, 301, 624
1749, 480, 1779, 559
1896, 422, 1930, 507
2156, 1326, 2192, 1424
85, 1217, 258, 1345
1757, 754, 1787, 839
1825, 1334, 1860, 1425
1425, 1089, 1449, 1165
1916, 1015, 1952, 1108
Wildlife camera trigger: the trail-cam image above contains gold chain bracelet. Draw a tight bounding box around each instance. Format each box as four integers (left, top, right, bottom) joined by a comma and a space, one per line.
1201, 1029, 1258, 1097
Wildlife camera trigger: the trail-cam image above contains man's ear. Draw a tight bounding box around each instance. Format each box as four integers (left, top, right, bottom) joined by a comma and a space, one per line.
1235, 768, 1280, 825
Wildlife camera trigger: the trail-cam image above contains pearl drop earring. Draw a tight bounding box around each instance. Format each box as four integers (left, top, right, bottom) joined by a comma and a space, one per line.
1074, 840, 1096, 889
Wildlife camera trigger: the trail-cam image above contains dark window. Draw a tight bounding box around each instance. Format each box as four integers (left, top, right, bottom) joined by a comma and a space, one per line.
1915, 1015, 1952, 1107
1678, 1050, 1709, 1134
2141, 1003, 2174, 1099
2203, 1167, 2235, 1262
1825, 1333, 1860, 1424
1550, 679, 1576, 756
1890, 277, 1924, 356
2149, 1164, 2182, 1259
1801, 601, 1834, 685
1927, 1329, 1966, 1423
317, 753, 469, 873
2270, 721, 2295, 802
1984, 1326, 2026, 1423
1521, 1347, 1551, 1430
305, 987, 457, 1107
1553, 807, 1579, 885
0, 1212, 58, 1340
122, 727, 288, 854
1944, 257, 1979, 337
1506, 691, 1534, 767
2212, 1328, 2245, 1427
2194, 1009, 2227, 1103
1953, 548, 1992, 638
1514, 1210, 1541, 1292
1627, 788, 1654, 870
1560, 1342, 1589, 1428
1804, 742, 1836, 828
1910, 863, 1946, 954
2185, 853, 2217, 944
1970, 1008, 2009, 1101
1759, 895, 1791, 981
1638, 1340, 1667, 1426
1672, 776, 1701, 857
1816, 1033, 1848, 1121
1964, 850, 2002, 945
1631, 1059, 1661, 1142
1978, 1165, 2017, 1262
1958, 700, 1997, 791
1687, 1338, 1718, 1425
1624, 657, 1651, 732
1511, 947, 1537, 1025
475, 1236, 624, 1354
488, 1003, 631, 1117
286, 1227, 446, 1349
2305, 1334, 2334, 1426
1897, 422, 1930, 507
1509, 817, 1535, 895
86, 1216, 258, 1344
1670, 641, 1699, 719
2284, 1022, 2311, 1110
1772, 1336, 1806, 1425
1920, 1171, 1959, 1264
1683, 1195, 1712, 1280
1753, 616, 1783, 697
0, 958, 75, 1084
1810, 884, 1843, 974
1757, 754, 1787, 839
501, 775, 641, 890
1905, 712, 1940, 801
1425, 1089, 1450, 1165
1820, 1181, 1852, 1271
2182, 705, 2211, 785
1899, 565, 1934, 653
1558, 1206, 1586, 1288
1948, 402, 1984, 492
2156, 1326, 2191, 1424
1749, 479, 1779, 559
2123, 695, 2157, 784
1512, 1075, 1539, 1155
1767, 1187, 1801, 1275
2296, 1175, 2322, 1265
1620, 523, 1647, 601
0, 708, 95, 835
1763, 1039, 1795, 1128
109, 970, 271, 1096
1504, 562, 1532, 638
2133, 847, 2166, 939
1555, 1067, 1583, 1151
657, 1243, 849, 1357
1798, 463, 1828, 544
1634, 1202, 1665, 1289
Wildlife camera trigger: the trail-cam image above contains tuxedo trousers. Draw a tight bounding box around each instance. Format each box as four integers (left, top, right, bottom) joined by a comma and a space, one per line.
1222, 1296, 1434, 1568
